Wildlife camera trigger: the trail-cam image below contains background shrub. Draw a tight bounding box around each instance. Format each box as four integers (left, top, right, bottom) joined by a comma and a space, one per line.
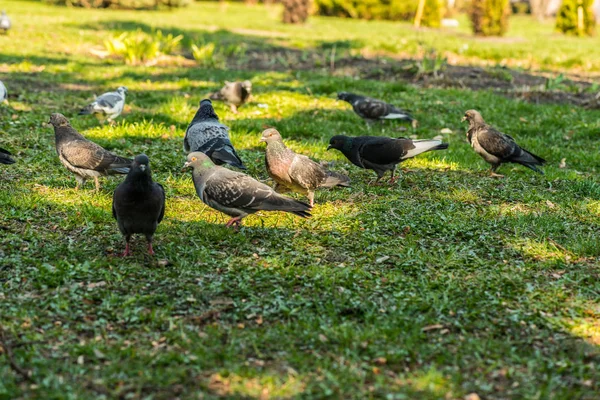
556, 0, 596, 36
468, 0, 510, 36
43, 0, 191, 9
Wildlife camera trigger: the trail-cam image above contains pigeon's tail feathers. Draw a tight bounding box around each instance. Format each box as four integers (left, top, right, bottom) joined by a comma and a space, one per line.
322, 170, 351, 188
512, 149, 546, 174
261, 196, 312, 218
383, 110, 413, 121
404, 140, 449, 159
108, 156, 133, 174
78, 103, 95, 115
211, 145, 246, 170
291, 209, 312, 218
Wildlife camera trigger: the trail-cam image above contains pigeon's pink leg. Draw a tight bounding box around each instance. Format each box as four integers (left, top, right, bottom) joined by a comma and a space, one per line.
122, 242, 131, 257
147, 243, 155, 256
225, 217, 242, 229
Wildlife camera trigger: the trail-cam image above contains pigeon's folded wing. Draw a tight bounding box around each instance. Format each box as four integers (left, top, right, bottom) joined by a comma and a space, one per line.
288, 155, 326, 188
359, 137, 410, 164
477, 127, 518, 159
205, 171, 277, 210
156, 183, 166, 223
60, 140, 129, 171
355, 99, 388, 119
96, 93, 122, 108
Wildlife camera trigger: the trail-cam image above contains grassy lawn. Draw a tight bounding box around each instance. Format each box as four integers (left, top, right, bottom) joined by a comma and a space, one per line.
1, 1, 600, 399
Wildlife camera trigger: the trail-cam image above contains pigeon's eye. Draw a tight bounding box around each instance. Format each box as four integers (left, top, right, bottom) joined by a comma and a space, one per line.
192, 157, 197, 161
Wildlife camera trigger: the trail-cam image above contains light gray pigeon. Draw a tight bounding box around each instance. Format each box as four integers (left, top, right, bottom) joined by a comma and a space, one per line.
462, 109, 546, 177
209, 80, 252, 113
78, 86, 127, 122
184, 99, 246, 169
113, 154, 165, 257
0, 81, 7, 102
183, 152, 311, 229
48, 113, 132, 191
261, 128, 351, 206
0, 147, 15, 164
0, 11, 10, 33
337, 92, 415, 126
328, 135, 448, 182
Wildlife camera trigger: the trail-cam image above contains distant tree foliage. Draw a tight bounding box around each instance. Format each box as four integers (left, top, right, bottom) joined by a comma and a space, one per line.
43, 0, 190, 9
282, 0, 312, 23
556, 0, 596, 36
315, 0, 444, 27
468, 0, 510, 36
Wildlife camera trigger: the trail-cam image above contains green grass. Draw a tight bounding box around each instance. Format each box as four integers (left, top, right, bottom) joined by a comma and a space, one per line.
1, 1, 600, 399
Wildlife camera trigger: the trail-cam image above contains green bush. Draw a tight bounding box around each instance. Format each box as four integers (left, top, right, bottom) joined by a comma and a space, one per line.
556, 0, 596, 36
43, 0, 190, 9
315, 0, 444, 27
468, 0, 510, 36
104, 29, 183, 64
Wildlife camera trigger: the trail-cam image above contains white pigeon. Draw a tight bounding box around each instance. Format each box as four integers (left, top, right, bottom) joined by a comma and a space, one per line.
0, 81, 7, 103
0, 11, 11, 33
78, 86, 128, 122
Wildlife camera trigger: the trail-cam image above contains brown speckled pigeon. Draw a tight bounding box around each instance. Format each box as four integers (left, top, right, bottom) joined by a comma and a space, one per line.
462, 109, 545, 177
183, 152, 311, 228
261, 128, 350, 206
337, 92, 414, 125
48, 113, 132, 191
328, 134, 448, 182
209, 80, 252, 113
112, 154, 165, 257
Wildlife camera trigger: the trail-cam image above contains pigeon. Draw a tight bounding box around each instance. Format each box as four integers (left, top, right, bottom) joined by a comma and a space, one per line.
112, 154, 165, 257
337, 92, 414, 125
183, 152, 311, 228
78, 86, 128, 123
48, 113, 132, 191
327, 135, 448, 182
0, 11, 10, 34
0, 147, 15, 164
0, 80, 7, 103
261, 128, 351, 206
209, 80, 252, 113
184, 99, 246, 169
462, 110, 546, 177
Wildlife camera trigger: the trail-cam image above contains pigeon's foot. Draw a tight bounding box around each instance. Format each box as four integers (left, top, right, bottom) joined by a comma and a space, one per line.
94, 177, 100, 192
490, 172, 505, 178
225, 217, 242, 229
122, 243, 131, 257
147, 243, 155, 256
230, 105, 238, 114
389, 175, 401, 184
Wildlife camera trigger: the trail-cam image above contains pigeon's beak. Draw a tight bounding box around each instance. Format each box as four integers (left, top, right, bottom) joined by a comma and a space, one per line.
259, 137, 266, 143
46, 120, 52, 127
181, 161, 191, 172
139, 164, 146, 172
326, 145, 333, 150
461, 116, 467, 122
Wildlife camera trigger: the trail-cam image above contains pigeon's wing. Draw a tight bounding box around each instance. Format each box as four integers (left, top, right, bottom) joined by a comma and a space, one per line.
60, 140, 131, 171
358, 137, 412, 165
155, 183, 166, 223
477, 126, 519, 159
96, 92, 123, 109
0, 147, 15, 164
354, 98, 390, 119
288, 154, 327, 189
184, 122, 228, 153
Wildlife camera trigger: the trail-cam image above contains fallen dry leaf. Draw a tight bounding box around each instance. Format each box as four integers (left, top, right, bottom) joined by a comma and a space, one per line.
422, 324, 444, 332
559, 158, 567, 168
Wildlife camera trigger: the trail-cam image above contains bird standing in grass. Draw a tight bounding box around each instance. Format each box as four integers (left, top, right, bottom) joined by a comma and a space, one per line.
328, 135, 448, 182
113, 154, 165, 257
337, 92, 416, 127
184, 99, 246, 169
48, 113, 132, 191
0, 147, 15, 164
209, 80, 252, 113
78, 86, 128, 123
261, 128, 350, 206
0, 80, 7, 103
0, 11, 11, 34
462, 109, 546, 177
183, 152, 311, 229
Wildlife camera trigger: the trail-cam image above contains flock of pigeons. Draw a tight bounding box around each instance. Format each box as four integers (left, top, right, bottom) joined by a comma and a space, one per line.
0, 78, 547, 256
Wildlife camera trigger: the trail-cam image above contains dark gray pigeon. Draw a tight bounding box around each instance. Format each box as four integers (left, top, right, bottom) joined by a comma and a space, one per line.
328, 135, 448, 182
0, 147, 15, 164
337, 92, 414, 125
48, 113, 132, 191
184, 99, 246, 169
112, 154, 165, 257
183, 152, 311, 228
261, 128, 350, 206
0, 80, 7, 102
462, 109, 545, 177
0, 11, 10, 34
78, 86, 127, 123
209, 80, 252, 113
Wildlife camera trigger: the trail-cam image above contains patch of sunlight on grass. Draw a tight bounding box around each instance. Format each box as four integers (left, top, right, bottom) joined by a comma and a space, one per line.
156, 97, 195, 122
7, 102, 32, 112
509, 238, 573, 262
568, 317, 600, 346
404, 157, 458, 171
585, 200, 600, 217
495, 202, 536, 217
447, 188, 480, 203
86, 121, 175, 140
394, 368, 455, 398
208, 372, 305, 399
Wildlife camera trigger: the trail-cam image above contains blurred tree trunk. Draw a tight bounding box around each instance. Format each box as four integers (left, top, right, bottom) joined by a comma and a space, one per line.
282, 0, 312, 24
530, 0, 552, 19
